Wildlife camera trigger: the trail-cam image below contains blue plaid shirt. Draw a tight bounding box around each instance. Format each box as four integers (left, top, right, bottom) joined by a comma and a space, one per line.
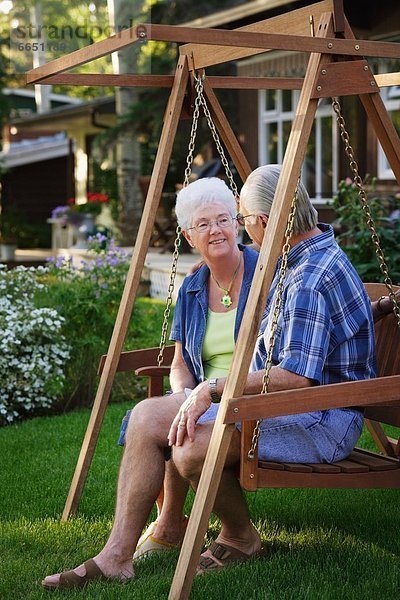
251, 224, 377, 384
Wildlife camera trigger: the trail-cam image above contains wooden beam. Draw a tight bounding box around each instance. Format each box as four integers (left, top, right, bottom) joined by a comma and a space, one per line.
143, 23, 400, 59
312, 60, 379, 98
26, 27, 140, 84
375, 72, 400, 87
27, 0, 331, 84
27, 9, 399, 84
61, 55, 189, 521
39, 73, 305, 90
224, 376, 400, 423
43, 74, 175, 88
97, 346, 175, 375
332, 0, 345, 35
360, 92, 400, 184
169, 13, 334, 600
364, 419, 398, 458
342, 18, 400, 185
203, 76, 302, 90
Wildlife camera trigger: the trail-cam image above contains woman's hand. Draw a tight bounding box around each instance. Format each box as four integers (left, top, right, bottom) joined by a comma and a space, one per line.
168, 381, 211, 447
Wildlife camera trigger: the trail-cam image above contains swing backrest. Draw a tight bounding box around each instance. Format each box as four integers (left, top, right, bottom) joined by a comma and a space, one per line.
363, 283, 400, 427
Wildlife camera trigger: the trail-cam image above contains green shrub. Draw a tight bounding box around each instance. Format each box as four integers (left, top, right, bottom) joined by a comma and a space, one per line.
37, 235, 167, 411
332, 178, 400, 283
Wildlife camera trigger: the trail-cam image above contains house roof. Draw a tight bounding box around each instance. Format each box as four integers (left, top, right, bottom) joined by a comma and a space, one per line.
0, 133, 72, 168
182, 0, 400, 37
8, 96, 115, 133
182, 0, 292, 28
3, 87, 82, 105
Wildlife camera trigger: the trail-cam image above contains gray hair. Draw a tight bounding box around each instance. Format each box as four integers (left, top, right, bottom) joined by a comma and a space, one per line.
240, 164, 318, 235
175, 177, 236, 230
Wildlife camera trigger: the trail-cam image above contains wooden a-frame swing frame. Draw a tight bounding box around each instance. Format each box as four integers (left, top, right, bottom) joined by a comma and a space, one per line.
27, 1, 400, 598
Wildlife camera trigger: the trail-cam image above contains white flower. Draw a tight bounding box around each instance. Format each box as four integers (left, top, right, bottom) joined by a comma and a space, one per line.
0, 266, 71, 425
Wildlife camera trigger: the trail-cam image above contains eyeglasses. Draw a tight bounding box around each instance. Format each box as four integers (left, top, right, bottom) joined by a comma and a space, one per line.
187, 215, 236, 233
235, 213, 257, 226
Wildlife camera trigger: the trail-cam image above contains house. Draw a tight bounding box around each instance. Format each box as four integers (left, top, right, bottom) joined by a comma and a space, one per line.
0, 90, 115, 247
184, 0, 400, 219
2, 0, 399, 248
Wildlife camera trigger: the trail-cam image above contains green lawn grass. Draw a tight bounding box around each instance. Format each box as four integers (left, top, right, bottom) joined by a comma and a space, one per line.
1, 404, 399, 600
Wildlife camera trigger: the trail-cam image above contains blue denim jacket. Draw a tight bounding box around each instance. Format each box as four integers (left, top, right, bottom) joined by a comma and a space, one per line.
118, 244, 258, 446
170, 244, 258, 384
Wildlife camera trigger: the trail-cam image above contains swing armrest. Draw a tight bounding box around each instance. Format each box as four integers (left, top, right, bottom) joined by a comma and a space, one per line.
97, 345, 175, 375
135, 366, 171, 377
97, 346, 174, 398
224, 375, 400, 424
135, 366, 171, 398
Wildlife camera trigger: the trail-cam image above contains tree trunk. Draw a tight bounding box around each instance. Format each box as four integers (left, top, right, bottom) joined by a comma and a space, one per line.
108, 0, 143, 245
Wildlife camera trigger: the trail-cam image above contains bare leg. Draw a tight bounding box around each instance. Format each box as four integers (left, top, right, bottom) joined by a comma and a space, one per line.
42, 393, 185, 587
155, 487, 164, 516
152, 461, 189, 544
173, 423, 261, 558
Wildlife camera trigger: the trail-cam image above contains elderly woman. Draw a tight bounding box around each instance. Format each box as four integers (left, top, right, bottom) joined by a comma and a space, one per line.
42, 176, 259, 589
132, 176, 260, 559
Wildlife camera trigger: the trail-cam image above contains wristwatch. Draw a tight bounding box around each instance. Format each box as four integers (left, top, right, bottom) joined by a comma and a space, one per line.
208, 378, 220, 403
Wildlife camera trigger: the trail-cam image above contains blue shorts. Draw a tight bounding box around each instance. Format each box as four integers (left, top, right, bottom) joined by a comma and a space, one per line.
118, 410, 132, 446
119, 404, 363, 464
198, 405, 364, 463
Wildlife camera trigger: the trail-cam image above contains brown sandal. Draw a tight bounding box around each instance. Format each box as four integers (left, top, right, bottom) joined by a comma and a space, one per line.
197, 541, 263, 575
42, 558, 121, 590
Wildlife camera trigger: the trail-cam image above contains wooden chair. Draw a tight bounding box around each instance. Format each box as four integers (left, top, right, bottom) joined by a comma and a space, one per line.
99, 283, 400, 490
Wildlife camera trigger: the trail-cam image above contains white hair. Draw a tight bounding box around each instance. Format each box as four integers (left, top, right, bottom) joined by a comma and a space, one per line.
240, 164, 318, 235
175, 177, 236, 230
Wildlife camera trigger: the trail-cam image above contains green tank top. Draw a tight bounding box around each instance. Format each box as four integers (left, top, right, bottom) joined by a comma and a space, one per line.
202, 308, 237, 379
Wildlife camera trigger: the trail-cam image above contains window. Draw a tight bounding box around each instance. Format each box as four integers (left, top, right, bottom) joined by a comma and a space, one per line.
258, 90, 338, 202
377, 85, 400, 179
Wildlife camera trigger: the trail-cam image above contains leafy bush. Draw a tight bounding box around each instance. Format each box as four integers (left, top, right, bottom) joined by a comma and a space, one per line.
0, 236, 169, 422
38, 235, 166, 409
0, 265, 70, 425
332, 178, 400, 283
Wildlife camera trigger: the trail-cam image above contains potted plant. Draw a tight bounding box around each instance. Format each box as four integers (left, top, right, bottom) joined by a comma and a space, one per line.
51, 193, 109, 225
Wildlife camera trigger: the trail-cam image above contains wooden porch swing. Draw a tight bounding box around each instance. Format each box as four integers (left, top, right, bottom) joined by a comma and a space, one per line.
27, 1, 400, 598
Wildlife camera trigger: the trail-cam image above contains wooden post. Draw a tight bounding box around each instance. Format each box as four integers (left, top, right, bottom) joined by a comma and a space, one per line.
359, 92, 400, 184
61, 55, 189, 521
168, 12, 334, 599
342, 17, 400, 185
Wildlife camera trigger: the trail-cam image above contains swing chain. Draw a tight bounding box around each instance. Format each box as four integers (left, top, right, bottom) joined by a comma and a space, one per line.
332, 97, 400, 329
195, 74, 239, 199
157, 225, 182, 367
248, 182, 299, 460
157, 75, 204, 366
157, 72, 239, 366
183, 74, 205, 187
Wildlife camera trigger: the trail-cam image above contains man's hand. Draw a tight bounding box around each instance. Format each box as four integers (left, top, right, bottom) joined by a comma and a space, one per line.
168, 381, 212, 446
